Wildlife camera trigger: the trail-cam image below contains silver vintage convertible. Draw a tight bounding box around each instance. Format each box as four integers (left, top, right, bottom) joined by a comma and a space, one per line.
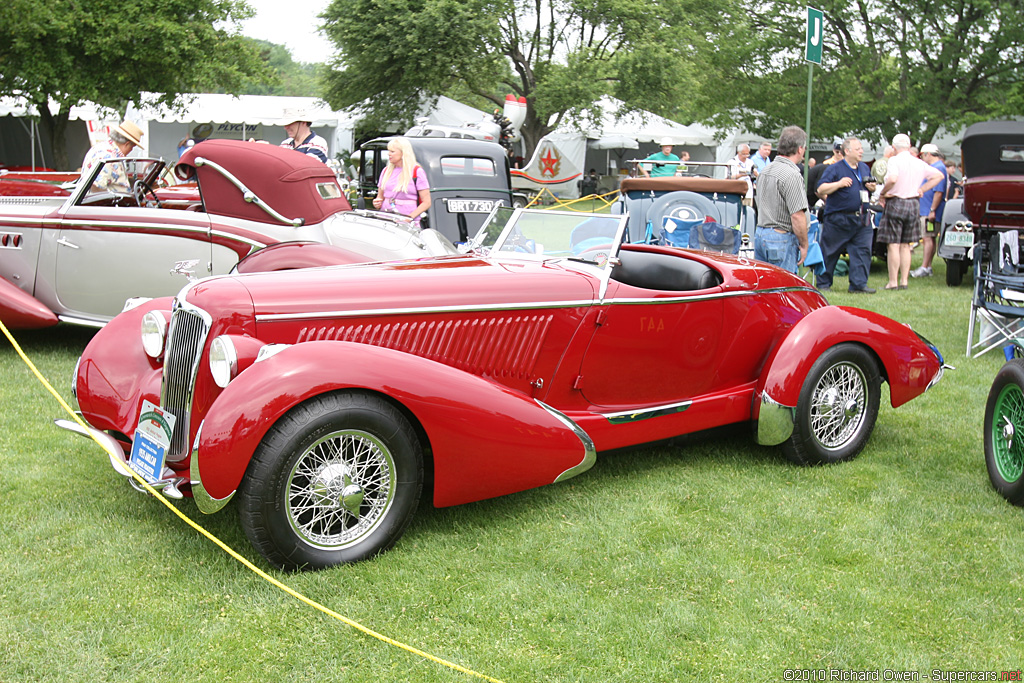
0, 139, 456, 329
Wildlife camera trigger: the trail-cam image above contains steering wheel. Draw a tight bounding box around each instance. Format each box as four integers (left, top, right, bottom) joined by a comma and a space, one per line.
132, 179, 161, 208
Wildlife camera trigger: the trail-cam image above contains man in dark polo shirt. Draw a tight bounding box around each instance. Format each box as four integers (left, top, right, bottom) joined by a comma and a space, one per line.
814, 137, 877, 293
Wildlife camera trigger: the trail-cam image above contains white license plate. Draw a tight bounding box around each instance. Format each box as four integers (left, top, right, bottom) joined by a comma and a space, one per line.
944, 230, 974, 248
447, 199, 495, 213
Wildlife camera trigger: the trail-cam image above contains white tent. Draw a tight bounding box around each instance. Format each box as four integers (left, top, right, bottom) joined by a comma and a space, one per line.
514, 97, 721, 198
420, 95, 494, 129
126, 93, 357, 161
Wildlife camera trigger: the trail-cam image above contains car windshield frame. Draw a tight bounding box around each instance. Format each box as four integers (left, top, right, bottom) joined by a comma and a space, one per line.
72, 156, 166, 206
468, 207, 628, 269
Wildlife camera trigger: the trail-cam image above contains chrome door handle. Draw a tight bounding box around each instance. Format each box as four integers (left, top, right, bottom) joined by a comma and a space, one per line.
56, 237, 80, 249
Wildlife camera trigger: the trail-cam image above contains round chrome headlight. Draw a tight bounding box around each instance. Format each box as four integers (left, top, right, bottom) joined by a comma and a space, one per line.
209, 336, 238, 389
140, 311, 168, 358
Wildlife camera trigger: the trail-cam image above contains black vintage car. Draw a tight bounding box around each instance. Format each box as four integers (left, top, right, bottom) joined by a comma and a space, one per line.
939, 121, 1024, 287
356, 137, 521, 244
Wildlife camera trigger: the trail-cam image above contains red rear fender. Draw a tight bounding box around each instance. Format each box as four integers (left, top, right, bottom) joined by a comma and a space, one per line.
194, 341, 595, 508
756, 305, 942, 412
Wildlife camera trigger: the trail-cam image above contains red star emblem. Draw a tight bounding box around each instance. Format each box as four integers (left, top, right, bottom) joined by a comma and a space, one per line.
539, 146, 560, 178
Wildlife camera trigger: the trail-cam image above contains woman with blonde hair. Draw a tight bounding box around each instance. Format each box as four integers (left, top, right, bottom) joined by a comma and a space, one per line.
373, 137, 431, 226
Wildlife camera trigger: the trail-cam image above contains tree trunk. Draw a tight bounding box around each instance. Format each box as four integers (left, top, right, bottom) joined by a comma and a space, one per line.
38, 104, 72, 170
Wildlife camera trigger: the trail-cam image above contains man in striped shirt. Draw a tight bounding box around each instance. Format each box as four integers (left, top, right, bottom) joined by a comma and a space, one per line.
753, 126, 810, 274
279, 108, 329, 164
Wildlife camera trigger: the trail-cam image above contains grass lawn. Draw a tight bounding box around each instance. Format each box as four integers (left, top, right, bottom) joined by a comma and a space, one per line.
1, 254, 1022, 682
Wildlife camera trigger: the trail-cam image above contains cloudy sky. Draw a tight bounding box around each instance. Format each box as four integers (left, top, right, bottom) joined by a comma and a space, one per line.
239, 0, 334, 64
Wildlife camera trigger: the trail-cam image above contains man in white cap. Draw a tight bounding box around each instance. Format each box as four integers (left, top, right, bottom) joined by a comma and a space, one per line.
728, 143, 755, 205
80, 120, 145, 192
279, 108, 328, 164
910, 143, 949, 278
877, 133, 943, 290
639, 137, 680, 178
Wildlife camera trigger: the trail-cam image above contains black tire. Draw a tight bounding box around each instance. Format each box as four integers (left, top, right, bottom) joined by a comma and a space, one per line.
239, 392, 423, 570
945, 258, 966, 287
783, 344, 881, 466
984, 360, 1024, 506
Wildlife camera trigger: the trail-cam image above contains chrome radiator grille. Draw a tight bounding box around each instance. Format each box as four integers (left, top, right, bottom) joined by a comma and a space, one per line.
160, 304, 211, 461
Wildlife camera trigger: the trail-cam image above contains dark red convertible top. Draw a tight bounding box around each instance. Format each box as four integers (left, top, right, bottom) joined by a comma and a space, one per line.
177, 139, 349, 225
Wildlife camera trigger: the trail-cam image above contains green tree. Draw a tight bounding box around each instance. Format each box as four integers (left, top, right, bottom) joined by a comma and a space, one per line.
240, 40, 321, 97
696, 0, 1024, 147
0, 0, 272, 169
320, 0, 719, 157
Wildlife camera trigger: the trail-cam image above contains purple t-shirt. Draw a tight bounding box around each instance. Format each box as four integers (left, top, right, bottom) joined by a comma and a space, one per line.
378, 165, 430, 221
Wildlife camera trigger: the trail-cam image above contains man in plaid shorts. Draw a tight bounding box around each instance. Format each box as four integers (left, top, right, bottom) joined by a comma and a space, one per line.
877, 134, 943, 290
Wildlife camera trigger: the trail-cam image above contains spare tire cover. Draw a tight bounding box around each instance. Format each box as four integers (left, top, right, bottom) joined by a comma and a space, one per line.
648, 190, 720, 229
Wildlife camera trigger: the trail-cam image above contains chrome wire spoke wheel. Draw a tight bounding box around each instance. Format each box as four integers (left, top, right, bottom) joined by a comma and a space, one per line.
286, 429, 396, 550
809, 360, 868, 451
991, 383, 1024, 485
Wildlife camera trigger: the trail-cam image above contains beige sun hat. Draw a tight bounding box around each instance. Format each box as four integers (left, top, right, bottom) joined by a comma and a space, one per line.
281, 106, 315, 126
114, 120, 145, 148
658, 136, 675, 147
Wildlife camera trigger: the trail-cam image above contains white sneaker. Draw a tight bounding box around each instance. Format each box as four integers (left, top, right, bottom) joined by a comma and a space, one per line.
911, 266, 933, 278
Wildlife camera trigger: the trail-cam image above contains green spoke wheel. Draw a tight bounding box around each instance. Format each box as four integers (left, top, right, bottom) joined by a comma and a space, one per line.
985, 360, 1024, 505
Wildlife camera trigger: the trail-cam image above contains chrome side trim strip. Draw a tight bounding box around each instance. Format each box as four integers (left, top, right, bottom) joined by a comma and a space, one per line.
55, 219, 267, 251
209, 229, 266, 250
756, 391, 795, 446
56, 315, 106, 328
256, 286, 813, 323
189, 421, 236, 514
59, 220, 209, 233
257, 299, 596, 322
536, 400, 597, 483
600, 400, 692, 424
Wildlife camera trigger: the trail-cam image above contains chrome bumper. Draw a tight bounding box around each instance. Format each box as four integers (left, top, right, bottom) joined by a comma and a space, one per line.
55, 418, 186, 499
755, 392, 795, 446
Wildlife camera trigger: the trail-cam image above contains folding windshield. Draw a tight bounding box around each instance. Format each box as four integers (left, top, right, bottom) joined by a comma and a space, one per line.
79, 158, 163, 203
470, 207, 628, 268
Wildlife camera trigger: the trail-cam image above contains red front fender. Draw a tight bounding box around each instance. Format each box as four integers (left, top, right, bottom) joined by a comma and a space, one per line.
233, 241, 371, 273
0, 277, 57, 329
194, 341, 594, 509
756, 305, 942, 413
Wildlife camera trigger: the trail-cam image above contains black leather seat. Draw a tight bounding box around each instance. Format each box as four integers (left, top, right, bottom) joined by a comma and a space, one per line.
612, 249, 721, 291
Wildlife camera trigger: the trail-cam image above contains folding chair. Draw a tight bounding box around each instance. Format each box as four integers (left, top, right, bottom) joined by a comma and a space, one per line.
799, 216, 825, 282
687, 220, 741, 255
967, 229, 1024, 357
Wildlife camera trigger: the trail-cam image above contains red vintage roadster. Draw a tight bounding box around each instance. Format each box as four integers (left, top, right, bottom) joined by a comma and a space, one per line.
64, 208, 945, 570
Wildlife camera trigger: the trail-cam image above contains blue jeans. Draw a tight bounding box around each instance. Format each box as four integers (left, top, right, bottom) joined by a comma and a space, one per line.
818, 212, 873, 290
754, 227, 799, 274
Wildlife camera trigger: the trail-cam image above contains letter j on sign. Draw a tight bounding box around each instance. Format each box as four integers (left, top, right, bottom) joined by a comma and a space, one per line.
806, 7, 823, 64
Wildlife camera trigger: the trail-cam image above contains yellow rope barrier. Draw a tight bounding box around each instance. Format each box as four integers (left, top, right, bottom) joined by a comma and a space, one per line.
524, 187, 619, 212
0, 317, 507, 683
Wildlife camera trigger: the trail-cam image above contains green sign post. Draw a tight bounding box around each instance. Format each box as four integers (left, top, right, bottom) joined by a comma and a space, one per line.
804, 7, 823, 182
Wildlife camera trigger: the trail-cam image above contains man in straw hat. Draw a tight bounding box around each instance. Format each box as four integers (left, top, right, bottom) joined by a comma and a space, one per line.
80, 120, 145, 191
81, 120, 144, 173
639, 137, 680, 178
279, 107, 328, 164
